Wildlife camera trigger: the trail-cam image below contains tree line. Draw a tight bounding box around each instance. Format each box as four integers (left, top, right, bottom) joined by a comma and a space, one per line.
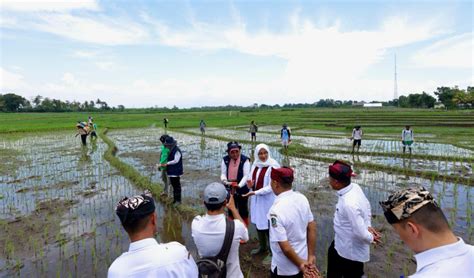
0, 94, 125, 112
1, 86, 472, 112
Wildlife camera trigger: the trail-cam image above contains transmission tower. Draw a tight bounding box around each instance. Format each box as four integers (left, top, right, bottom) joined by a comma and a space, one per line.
394, 53, 398, 103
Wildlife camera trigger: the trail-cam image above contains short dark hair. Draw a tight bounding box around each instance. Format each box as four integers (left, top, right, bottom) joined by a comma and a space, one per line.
205, 201, 225, 212
401, 203, 450, 233
278, 178, 293, 189
122, 212, 153, 234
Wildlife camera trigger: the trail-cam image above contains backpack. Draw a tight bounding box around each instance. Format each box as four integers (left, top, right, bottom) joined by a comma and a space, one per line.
196, 218, 235, 278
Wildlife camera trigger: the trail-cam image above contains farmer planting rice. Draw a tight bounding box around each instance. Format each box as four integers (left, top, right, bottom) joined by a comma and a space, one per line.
75, 121, 90, 146
89, 120, 98, 141
108, 190, 198, 277
242, 144, 280, 263
351, 126, 363, 154
380, 187, 474, 278
402, 125, 414, 154
327, 160, 381, 278
220, 141, 251, 225
160, 136, 183, 205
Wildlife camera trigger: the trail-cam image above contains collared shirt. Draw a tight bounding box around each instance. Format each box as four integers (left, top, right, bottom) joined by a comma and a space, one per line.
334, 183, 373, 263
192, 213, 249, 278
410, 238, 474, 278
107, 238, 198, 278
220, 159, 251, 188
268, 190, 314, 276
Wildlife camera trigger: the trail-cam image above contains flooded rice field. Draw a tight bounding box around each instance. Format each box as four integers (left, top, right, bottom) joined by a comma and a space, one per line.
1, 127, 472, 277
197, 127, 474, 158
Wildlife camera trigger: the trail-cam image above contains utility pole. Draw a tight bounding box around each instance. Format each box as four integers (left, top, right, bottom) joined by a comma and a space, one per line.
394, 53, 398, 106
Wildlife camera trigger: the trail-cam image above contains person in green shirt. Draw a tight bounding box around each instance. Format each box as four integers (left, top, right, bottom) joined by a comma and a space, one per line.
158, 135, 170, 196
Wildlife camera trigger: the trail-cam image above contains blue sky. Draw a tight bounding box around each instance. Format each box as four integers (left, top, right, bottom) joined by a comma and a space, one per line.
0, 0, 472, 108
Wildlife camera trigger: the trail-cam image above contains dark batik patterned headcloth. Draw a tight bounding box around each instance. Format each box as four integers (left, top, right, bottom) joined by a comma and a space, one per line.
115, 190, 156, 225
379, 187, 438, 224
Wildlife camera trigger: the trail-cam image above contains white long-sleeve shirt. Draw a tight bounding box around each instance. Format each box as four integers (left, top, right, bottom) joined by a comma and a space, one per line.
220, 159, 251, 188
333, 183, 373, 263
108, 238, 198, 278
410, 238, 474, 278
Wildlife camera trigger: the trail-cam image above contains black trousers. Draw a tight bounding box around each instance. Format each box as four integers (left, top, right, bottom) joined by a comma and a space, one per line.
228, 194, 249, 219
270, 267, 302, 278
80, 134, 87, 146
169, 176, 181, 203
327, 241, 364, 278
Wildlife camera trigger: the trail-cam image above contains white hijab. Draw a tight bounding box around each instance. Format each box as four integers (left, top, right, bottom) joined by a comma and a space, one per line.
252, 144, 279, 168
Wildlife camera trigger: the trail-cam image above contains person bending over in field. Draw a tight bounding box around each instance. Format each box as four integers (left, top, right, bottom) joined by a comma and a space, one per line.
108, 190, 198, 277
76, 121, 89, 146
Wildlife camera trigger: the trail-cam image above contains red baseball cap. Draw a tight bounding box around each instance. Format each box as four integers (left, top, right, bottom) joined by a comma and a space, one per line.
271, 167, 294, 184
329, 160, 357, 181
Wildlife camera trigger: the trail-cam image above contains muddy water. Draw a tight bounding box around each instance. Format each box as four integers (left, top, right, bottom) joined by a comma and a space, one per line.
110, 128, 472, 276
1, 129, 472, 277
199, 127, 474, 158
0, 133, 195, 277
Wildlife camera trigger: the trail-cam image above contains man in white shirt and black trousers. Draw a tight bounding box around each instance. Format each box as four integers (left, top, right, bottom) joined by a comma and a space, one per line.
327, 160, 381, 278
108, 190, 198, 277
192, 182, 249, 278
268, 167, 319, 278
380, 187, 474, 278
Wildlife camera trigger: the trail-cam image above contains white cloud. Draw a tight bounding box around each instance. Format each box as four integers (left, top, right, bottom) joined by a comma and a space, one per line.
0, 0, 99, 12
411, 33, 473, 68
147, 13, 450, 100
0, 67, 29, 91
32, 14, 149, 45
73, 50, 99, 59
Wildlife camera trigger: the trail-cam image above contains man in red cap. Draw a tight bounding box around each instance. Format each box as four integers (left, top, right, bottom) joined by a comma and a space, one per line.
267, 167, 319, 278
327, 160, 381, 278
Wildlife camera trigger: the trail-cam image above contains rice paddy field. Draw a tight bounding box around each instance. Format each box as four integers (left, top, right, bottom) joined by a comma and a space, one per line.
0, 108, 473, 277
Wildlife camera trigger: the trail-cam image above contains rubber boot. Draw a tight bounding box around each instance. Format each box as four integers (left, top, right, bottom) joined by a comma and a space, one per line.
261, 231, 272, 265
251, 230, 268, 255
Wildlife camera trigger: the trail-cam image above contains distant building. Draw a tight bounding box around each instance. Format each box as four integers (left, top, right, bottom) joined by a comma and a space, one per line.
352, 101, 366, 107
363, 103, 383, 108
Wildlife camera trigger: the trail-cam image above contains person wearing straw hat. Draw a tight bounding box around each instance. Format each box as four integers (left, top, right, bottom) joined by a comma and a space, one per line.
108, 190, 198, 277
268, 167, 319, 278
220, 141, 251, 226
380, 187, 474, 278
160, 136, 183, 205
242, 144, 280, 263
327, 160, 381, 278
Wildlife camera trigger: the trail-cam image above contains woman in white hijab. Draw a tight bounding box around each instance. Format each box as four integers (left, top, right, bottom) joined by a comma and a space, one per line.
243, 143, 280, 261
